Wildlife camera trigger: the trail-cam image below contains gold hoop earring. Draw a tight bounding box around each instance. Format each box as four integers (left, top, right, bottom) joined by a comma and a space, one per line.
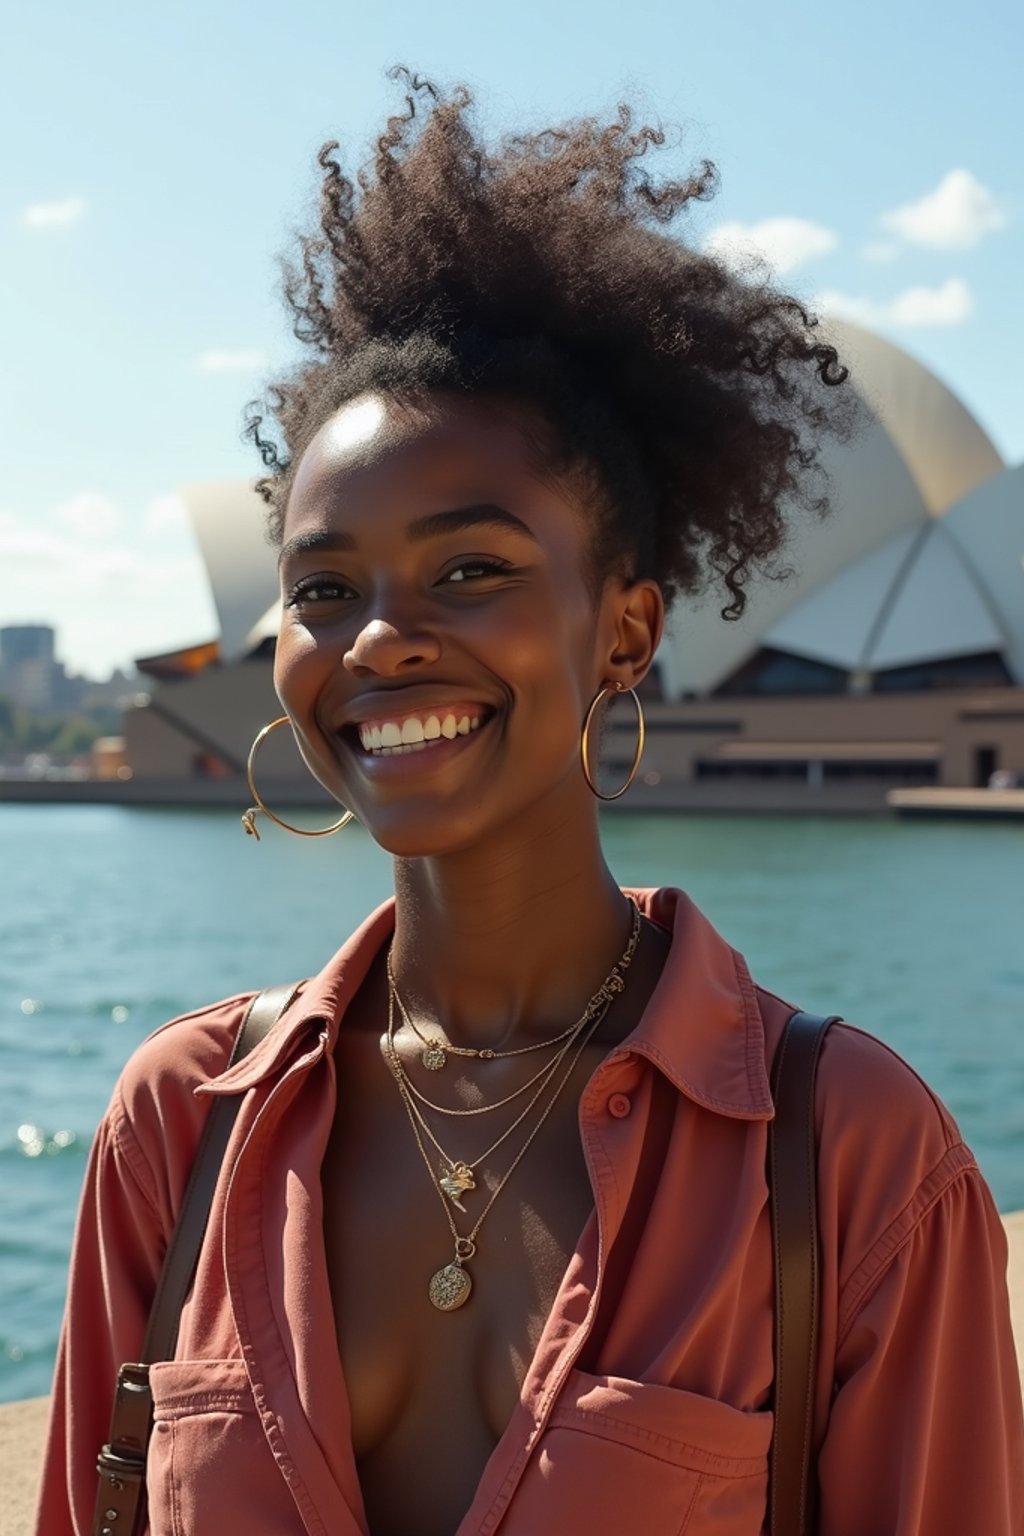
241, 716, 354, 841
580, 683, 646, 801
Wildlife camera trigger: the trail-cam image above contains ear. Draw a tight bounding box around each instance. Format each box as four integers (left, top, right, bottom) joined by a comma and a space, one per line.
599, 577, 665, 689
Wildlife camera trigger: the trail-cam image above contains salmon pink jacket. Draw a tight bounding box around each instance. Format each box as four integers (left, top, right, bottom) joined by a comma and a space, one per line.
36, 888, 1024, 1534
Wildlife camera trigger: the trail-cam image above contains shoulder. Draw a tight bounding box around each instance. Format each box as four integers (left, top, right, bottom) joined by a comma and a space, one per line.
814, 1019, 971, 1245
99, 992, 260, 1218
757, 987, 978, 1284
757, 984, 962, 1158
815, 1015, 962, 1153
63, 991, 268, 1246
114, 990, 259, 1126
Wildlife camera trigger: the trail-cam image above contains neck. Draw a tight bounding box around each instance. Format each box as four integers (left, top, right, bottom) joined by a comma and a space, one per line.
389, 794, 632, 1051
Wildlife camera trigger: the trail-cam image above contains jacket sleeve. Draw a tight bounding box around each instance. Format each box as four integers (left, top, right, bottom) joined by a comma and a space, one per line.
33, 1092, 169, 1536
817, 1155, 1024, 1533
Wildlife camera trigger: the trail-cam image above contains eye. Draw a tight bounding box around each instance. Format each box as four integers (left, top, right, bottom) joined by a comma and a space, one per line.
441, 558, 512, 584
284, 574, 356, 607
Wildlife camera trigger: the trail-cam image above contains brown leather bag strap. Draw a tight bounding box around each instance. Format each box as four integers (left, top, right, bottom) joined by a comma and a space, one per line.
767, 1009, 841, 1536
93, 983, 299, 1536
140, 983, 300, 1363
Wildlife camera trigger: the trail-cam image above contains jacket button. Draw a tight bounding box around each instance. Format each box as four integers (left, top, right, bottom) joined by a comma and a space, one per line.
608, 1092, 631, 1119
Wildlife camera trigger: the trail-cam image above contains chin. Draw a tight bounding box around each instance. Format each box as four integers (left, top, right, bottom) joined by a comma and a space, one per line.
359, 803, 496, 861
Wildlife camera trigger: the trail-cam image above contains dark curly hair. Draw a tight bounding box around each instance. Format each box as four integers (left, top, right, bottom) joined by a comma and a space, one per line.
245, 69, 853, 619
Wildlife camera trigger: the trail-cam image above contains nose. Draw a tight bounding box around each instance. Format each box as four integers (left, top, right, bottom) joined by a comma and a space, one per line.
343, 615, 442, 677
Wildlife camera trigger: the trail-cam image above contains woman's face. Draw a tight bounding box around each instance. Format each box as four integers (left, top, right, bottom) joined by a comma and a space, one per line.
274, 390, 658, 857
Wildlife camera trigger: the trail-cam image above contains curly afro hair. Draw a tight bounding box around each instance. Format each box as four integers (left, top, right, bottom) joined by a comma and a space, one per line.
245, 69, 854, 619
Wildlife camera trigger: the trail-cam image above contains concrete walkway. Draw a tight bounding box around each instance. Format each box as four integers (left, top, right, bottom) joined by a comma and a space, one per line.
5, 1213, 1023, 1535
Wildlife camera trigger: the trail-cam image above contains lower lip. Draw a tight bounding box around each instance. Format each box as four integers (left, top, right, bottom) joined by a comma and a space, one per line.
347, 718, 493, 778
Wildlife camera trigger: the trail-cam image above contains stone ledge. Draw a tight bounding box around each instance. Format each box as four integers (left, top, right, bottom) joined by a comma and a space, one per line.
5, 1214, 1023, 1535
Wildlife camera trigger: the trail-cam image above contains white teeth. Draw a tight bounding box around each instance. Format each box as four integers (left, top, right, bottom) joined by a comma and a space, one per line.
356, 709, 487, 755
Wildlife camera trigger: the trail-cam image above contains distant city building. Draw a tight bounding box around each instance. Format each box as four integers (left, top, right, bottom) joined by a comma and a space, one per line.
122, 320, 1024, 810
0, 625, 62, 711
1, 625, 56, 667
0, 624, 133, 715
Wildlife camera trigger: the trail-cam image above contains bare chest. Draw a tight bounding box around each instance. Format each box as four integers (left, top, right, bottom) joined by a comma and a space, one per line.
321, 1029, 600, 1536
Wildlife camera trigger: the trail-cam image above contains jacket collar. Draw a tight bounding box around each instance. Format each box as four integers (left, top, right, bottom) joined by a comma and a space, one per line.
206, 889, 773, 1121
202, 900, 395, 1094
618, 887, 774, 1121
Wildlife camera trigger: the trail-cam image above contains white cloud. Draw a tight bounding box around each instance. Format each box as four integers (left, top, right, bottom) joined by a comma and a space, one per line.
0, 488, 219, 676
196, 348, 268, 374
881, 170, 1006, 250
0, 523, 79, 565
144, 493, 189, 535
888, 278, 974, 325
0, 508, 216, 676
862, 241, 899, 263
53, 492, 121, 542
21, 195, 87, 230
816, 276, 974, 329
0, 520, 137, 582
704, 217, 838, 274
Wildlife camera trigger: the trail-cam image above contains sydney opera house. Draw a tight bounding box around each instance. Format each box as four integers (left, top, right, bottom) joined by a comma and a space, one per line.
124, 320, 1024, 812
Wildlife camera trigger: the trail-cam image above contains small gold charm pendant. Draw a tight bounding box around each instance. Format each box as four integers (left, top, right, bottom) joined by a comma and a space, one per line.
429, 1262, 472, 1311
422, 1040, 447, 1071
438, 1161, 476, 1211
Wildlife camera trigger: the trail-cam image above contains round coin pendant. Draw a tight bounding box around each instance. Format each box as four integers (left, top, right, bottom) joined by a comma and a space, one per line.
429, 1262, 472, 1311
422, 1041, 447, 1071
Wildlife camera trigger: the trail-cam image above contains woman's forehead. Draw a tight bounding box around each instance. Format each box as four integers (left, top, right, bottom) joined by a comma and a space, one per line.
286, 391, 582, 532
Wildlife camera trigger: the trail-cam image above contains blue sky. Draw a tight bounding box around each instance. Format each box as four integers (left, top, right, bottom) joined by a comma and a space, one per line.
2, 0, 1021, 678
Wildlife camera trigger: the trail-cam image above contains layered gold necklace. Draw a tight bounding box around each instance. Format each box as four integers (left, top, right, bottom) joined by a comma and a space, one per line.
381, 902, 641, 1311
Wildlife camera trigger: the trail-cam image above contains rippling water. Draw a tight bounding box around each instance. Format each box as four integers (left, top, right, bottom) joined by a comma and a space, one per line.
2, 804, 1022, 1403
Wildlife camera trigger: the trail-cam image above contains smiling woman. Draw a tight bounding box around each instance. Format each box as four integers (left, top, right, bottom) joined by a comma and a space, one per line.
36, 70, 1023, 1536
269, 390, 665, 859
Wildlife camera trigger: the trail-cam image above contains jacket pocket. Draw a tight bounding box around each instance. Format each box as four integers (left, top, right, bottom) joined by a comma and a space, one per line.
508, 1368, 772, 1535
147, 1360, 302, 1536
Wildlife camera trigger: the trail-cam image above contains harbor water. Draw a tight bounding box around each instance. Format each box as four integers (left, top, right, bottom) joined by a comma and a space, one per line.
2, 804, 1022, 1404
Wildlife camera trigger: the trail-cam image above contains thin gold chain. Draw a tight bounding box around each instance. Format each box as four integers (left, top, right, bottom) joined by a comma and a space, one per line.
387, 899, 640, 1065
387, 986, 608, 1255
386, 986, 607, 1174
391, 961, 583, 1061
386, 1018, 587, 1117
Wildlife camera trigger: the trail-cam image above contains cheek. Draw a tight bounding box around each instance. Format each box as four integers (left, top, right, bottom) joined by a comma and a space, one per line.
272, 625, 334, 734
491, 604, 595, 749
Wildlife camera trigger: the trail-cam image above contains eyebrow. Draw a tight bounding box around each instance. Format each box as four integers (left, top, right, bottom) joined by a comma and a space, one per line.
278, 503, 538, 565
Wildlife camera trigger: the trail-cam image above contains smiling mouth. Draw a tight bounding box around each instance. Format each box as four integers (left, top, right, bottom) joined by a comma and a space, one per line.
348, 705, 491, 758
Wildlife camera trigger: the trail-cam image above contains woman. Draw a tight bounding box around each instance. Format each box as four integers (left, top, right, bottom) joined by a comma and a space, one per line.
37, 73, 1022, 1535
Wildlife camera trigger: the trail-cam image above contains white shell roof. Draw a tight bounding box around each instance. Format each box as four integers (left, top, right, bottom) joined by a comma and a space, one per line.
868, 523, 1004, 670
658, 319, 1007, 697
659, 415, 930, 697
181, 480, 279, 661
763, 522, 1006, 673
244, 598, 283, 653
819, 321, 1004, 517
942, 462, 1024, 683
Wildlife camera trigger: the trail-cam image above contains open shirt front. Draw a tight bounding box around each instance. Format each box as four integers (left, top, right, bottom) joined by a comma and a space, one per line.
37, 888, 1024, 1534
